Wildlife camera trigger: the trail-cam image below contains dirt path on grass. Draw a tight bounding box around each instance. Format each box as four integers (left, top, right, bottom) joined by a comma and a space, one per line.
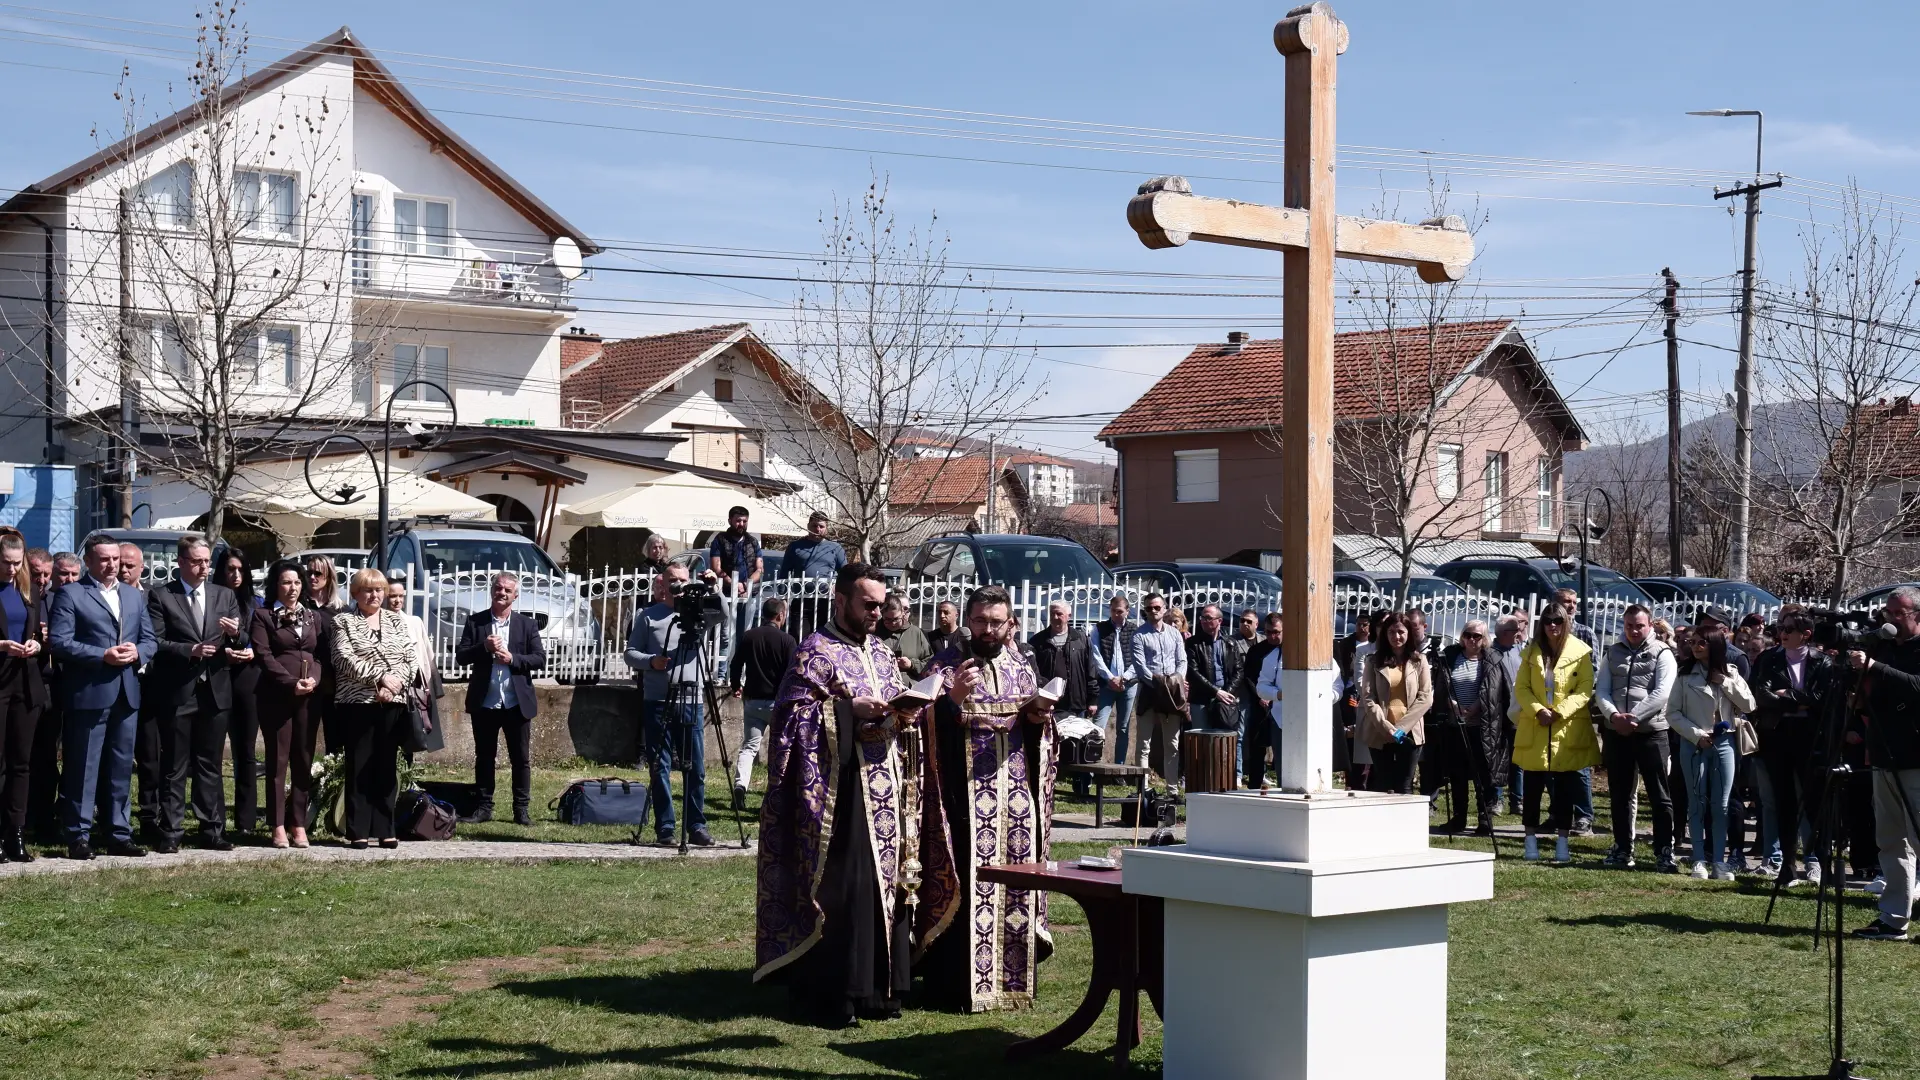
200, 942, 675, 1080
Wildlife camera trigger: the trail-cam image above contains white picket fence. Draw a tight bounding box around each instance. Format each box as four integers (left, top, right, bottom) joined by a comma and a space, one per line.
134, 558, 1833, 683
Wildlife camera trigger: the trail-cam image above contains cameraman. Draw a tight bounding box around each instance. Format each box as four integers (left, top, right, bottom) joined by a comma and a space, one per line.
623, 564, 711, 847
1848, 586, 1920, 941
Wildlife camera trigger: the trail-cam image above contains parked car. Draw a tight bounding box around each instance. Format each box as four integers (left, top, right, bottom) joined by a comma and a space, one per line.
378, 520, 603, 684
1635, 576, 1782, 617
1112, 561, 1284, 609
1431, 555, 1656, 635
90, 527, 192, 583
904, 532, 1112, 624
1848, 581, 1920, 614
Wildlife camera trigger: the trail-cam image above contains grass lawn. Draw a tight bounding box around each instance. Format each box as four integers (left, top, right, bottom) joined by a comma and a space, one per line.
4, 789, 1920, 1078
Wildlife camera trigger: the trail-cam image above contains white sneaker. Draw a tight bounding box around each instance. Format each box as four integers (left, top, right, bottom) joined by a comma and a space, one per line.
1691, 862, 1710, 880
1866, 876, 1887, 896
1554, 836, 1572, 864
1711, 864, 1735, 882
1805, 861, 1823, 887
1523, 835, 1540, 861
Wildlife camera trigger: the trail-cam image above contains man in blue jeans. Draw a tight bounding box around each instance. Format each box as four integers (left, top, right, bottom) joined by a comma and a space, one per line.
625, 564, 710, 846
1088, 593, 1137, 764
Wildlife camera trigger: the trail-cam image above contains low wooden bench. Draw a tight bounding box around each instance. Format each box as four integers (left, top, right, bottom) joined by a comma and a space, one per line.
1061, 763, 1152, 829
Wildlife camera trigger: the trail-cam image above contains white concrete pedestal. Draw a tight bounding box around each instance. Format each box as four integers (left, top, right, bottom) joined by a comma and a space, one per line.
1124, 790, 1493, 1080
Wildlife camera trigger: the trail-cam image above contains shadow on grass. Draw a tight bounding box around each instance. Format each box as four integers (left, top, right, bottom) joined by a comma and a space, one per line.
500, 967, 793, 1023
837, 1027, 1126, 1078
402, 1033, 894, 1079
1549, 911, 1827, 938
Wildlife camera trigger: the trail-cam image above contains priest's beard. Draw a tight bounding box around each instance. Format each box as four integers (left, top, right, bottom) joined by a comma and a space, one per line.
968, 633, 1005, 662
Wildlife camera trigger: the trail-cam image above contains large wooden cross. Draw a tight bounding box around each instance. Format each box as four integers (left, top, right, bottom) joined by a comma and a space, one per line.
1126, 2, 1475, 793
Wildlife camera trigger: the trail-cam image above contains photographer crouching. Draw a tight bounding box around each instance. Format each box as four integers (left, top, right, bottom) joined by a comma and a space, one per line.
1847, 586, 1920, 941
624, 564, 712, 847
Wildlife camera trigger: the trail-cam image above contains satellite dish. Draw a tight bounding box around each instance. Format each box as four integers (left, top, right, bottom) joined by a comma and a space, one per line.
552, 236, 584, 281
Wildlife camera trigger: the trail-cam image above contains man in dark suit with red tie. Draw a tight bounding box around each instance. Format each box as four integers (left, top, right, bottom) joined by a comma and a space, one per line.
144, 535, 250, 852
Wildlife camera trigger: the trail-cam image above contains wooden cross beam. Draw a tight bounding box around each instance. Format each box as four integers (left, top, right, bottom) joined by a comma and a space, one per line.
1122, 2, 1477, 792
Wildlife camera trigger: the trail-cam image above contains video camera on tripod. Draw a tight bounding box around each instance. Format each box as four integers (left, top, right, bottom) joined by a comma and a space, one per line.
668, 575, 725, 633
1807, 607, 1894, 652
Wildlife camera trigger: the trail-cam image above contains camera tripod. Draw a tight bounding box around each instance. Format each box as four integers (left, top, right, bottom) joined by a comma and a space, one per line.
628, 611, 752, 855
1754, 661, 1873, 1080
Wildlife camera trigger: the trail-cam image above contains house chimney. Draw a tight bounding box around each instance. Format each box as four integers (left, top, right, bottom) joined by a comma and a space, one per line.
1223, 330, 1249, 354
1895, 396, 1912, 417
560, 326, 603, 372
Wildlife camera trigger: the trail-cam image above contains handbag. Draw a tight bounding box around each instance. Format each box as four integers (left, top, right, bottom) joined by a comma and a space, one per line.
1734, 716, 1760, 756
396, 788, 457, 840
553, 777, 653, 825
402, 672, 444, 753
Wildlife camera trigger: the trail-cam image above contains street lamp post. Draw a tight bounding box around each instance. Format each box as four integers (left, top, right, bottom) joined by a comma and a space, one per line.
302, 380, 457, 567
1687, 108, 1782, 582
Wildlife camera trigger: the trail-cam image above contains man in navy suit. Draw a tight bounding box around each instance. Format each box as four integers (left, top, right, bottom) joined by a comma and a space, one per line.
454, 572, 545, 825
48, 533, 158, 859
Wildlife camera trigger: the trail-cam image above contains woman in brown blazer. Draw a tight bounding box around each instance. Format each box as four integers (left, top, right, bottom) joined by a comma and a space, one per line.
252, 560, 322, 849
1356, 610, 1432, 795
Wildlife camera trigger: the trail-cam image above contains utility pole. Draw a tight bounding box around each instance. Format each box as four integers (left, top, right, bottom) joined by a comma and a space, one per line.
117, 190, 136, 529
1663, 268, 1683, 575
985, 434, 997, 530
1690, 108, 1781, 581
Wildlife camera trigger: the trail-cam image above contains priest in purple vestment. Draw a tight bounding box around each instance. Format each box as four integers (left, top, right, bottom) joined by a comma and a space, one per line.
753, 563, 958, 1027
916, 583, 1058, 1012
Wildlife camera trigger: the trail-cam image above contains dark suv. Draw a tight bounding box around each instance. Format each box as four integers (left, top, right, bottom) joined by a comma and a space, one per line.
904, 533, 1110, 587
1432, 555, 1656, 611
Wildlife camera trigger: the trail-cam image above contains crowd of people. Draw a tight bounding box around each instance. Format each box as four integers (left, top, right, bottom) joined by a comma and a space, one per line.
0, 532, 547, 862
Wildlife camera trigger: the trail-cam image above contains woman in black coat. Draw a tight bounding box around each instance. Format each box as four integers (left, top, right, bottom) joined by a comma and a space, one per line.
253, 560, 322, 849
0, 534, 45, 862
217, 548, 263, 836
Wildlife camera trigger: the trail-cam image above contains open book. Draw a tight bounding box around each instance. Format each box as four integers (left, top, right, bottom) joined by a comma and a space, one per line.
1026, 677, 1065, 710
889, 673, 944, 712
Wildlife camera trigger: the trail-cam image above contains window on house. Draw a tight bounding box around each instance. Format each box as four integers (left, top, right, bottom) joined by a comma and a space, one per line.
739, 434, 764, 477
133, 319, 193, 387
351, 193, 374, 286
392, 196, 451, 258
240, 325, 299, 387
1435, 443, 1462, 500
351, 339, 372, 405
135, 162, 194, 230
1536, 457, 1556, 532
393, 343, 450, 401
236, 170, 298, 236
1482, 452, 1506, 531
713, 378, 734, 403
1173, 449, 1220, 503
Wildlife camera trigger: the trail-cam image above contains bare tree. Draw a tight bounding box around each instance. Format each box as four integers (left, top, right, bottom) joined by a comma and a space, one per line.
1750, 185, 1920, 603
1574, 419, 1669, 578
750, 175, 1043, 561
1317, 182, 1546, 604
18, 3, 371, 541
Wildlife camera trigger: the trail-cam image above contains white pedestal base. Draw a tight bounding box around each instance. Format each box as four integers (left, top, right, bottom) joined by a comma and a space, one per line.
1124, 790, 1493, 1080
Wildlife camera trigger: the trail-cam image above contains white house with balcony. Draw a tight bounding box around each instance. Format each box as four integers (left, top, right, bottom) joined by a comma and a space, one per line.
0, 27, 600, 539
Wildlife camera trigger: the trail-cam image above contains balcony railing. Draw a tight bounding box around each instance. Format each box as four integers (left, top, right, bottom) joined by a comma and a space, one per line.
352, 240, 578, 311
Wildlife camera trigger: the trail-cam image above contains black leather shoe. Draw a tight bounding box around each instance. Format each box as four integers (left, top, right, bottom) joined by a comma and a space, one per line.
469, 805, 493, 824
198, 829, 234, 852
101, 839, 146, 858
689, 827, 714, 848
513, 807, 532, 826
732, 786, 747, 812
151, 837, 181, 855
67, 840, 94, 860
2, 832, 30, 862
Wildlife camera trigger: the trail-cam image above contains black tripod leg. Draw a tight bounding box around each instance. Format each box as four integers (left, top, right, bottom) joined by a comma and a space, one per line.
703, 678, 750, 849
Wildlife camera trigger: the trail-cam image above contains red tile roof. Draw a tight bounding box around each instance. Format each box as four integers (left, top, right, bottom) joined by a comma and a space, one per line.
1060, 501, 1117, 526
1097, 320, 1518, 440
560, 323, 746, 426
890, 455, 1015, 507
1834, 397, 1920, 476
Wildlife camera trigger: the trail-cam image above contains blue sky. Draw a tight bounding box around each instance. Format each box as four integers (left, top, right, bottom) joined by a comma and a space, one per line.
6, 1, 1920, 464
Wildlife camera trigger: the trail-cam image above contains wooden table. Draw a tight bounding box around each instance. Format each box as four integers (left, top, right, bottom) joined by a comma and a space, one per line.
979, 860, 1164, 1073
1060, 763, 1150, 828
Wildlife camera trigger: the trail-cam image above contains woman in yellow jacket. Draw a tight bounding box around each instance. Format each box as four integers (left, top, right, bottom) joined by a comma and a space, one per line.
1511, 604, 1602, 864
